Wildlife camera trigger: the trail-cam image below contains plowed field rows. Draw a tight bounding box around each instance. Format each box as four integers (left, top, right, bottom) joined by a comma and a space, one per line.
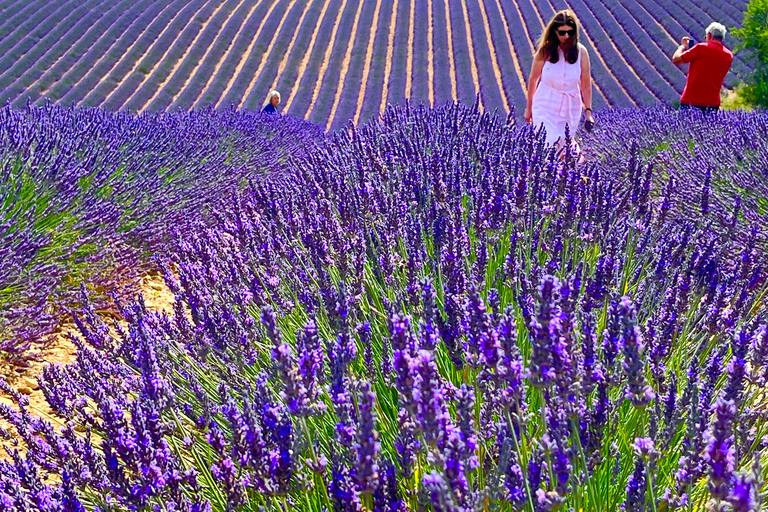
0, 0, 748, 129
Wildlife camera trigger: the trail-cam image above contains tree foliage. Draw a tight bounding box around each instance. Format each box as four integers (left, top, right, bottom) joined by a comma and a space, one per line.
732, 0, 768, 106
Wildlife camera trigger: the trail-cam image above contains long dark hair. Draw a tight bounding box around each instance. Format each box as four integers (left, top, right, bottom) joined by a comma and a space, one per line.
536, 10, 580, 64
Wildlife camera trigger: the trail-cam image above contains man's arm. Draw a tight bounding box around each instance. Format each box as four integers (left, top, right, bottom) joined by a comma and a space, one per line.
672, 36, 691, 65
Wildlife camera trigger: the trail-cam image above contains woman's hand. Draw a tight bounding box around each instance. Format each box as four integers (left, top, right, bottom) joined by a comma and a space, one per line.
524, 107, 533, 124
584, 109, 595, 132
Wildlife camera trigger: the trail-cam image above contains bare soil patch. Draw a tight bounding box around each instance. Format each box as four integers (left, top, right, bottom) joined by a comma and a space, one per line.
0, 272, 176, 457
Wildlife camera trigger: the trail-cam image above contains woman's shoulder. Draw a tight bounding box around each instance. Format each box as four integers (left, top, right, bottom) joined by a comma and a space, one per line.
578, 43, 588, 53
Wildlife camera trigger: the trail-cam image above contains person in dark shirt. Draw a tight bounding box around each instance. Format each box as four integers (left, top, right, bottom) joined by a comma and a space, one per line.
262, 90, 281, 114
672, 22, 733, 114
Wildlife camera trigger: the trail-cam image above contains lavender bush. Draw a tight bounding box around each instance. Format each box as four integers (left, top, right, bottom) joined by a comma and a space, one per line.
0, 104, 323, 363
1, 102, 766, 511
584, 106, 768, 244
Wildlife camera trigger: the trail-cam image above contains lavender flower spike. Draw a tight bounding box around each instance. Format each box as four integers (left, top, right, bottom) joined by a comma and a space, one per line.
618, 296, 655, 407
355, 380, 380, 493
704, 397, 737, 508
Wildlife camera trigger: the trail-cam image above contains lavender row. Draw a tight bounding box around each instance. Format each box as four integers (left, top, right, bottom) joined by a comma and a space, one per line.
144, 0, 241, 113
123, 0, 225, 112
44, 0, 168, 107
283, 0, 345, 119
20, 0, 157, 108
193, 0, 274, 109
0, 0, 90, 88
428, 0, 455, 108
666, 0, 747, 68
0, 0, 57, 61
579, 0, 679, 104
408, 0, 431, 108
0, 0, 116, 106
557, 0, 661, 105
62, 0, 192, 107
329, 0, 382, 130
446, 0, 478, 105
614, 0, 687, 93
512, 0, 545, 49
356, 0, 394, 124
462, 0, 507, 114
244, 0, 332, 114
97, 0, 207, 111
663, 0, 743, 40
381, 0, 410, 108
307, 0, 361, 124
484, 0, 536, 113
167, 0, 259, 111
226, 0, 322, 110
217, 0, 294, 110
691, 0, 744, 28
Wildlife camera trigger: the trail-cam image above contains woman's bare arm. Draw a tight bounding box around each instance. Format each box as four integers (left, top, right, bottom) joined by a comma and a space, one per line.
525, 54, 545, 123
580, 46, 594, 121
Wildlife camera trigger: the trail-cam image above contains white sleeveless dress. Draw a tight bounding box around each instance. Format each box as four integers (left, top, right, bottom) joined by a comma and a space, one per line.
532, 44, 584, 145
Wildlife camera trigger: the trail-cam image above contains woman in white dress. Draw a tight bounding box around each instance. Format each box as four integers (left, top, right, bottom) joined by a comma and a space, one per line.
524, 10, 594, 150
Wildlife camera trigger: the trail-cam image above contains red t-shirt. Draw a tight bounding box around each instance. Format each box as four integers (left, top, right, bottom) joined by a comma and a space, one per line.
680, 41, 733, 107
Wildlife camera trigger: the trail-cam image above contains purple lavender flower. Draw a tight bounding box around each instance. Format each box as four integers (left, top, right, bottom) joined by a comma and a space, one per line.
749, 324, 768, 386
441, 425, 471, 507
704, 397, 737, 506
210, 457, 247, 509
529, 276, 560, 388
701, 168, 711, 216
411, 349, 448, 446
354, 381, 380, 493
463, 280, 500, 368
438, 293, 465, 368
618, 296, 654, 407
295, 319, 326, 416
496, 305, 526, 411
729, 472, 759, 512
390, 313, 416, 413
602, 299, 622, 383
329, 452, 364, 512
422, 471, 460, 512
419, 277, 440, 351
623, 458, 647, 511
579, 306, 603, 396
360, 321, 376, 378
633, 437, 659, 461
455, 384, 478, 470
536, 488, 566, 512
724, 325, 749, 405
394, 409, 420, 480
373, 459, 407, 512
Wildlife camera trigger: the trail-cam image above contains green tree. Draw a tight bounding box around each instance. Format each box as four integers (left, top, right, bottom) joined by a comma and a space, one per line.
732, 0, 768, 106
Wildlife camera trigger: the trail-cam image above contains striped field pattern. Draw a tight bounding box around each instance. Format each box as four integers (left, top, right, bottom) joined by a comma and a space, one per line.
0, 0, 750, 130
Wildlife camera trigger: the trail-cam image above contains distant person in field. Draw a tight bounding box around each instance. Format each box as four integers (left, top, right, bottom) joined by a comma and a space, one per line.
672, 22, 733, 114
525, 9, 594, 151
262, 90, 281, 114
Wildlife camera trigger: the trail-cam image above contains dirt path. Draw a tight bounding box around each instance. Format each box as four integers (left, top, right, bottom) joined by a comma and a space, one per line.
0, 272, 176, 455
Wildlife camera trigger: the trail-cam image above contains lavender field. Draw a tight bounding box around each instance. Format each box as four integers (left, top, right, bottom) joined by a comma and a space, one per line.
2, 0, 768, 510
0, 0, 752, 130
1, 99, 768, 511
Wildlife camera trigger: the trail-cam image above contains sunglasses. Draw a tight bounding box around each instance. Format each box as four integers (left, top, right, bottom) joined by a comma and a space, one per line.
557, 29, 575, 37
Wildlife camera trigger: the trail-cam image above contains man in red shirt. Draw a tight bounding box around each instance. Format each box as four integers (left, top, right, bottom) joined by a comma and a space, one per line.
672, 22, 733, 114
